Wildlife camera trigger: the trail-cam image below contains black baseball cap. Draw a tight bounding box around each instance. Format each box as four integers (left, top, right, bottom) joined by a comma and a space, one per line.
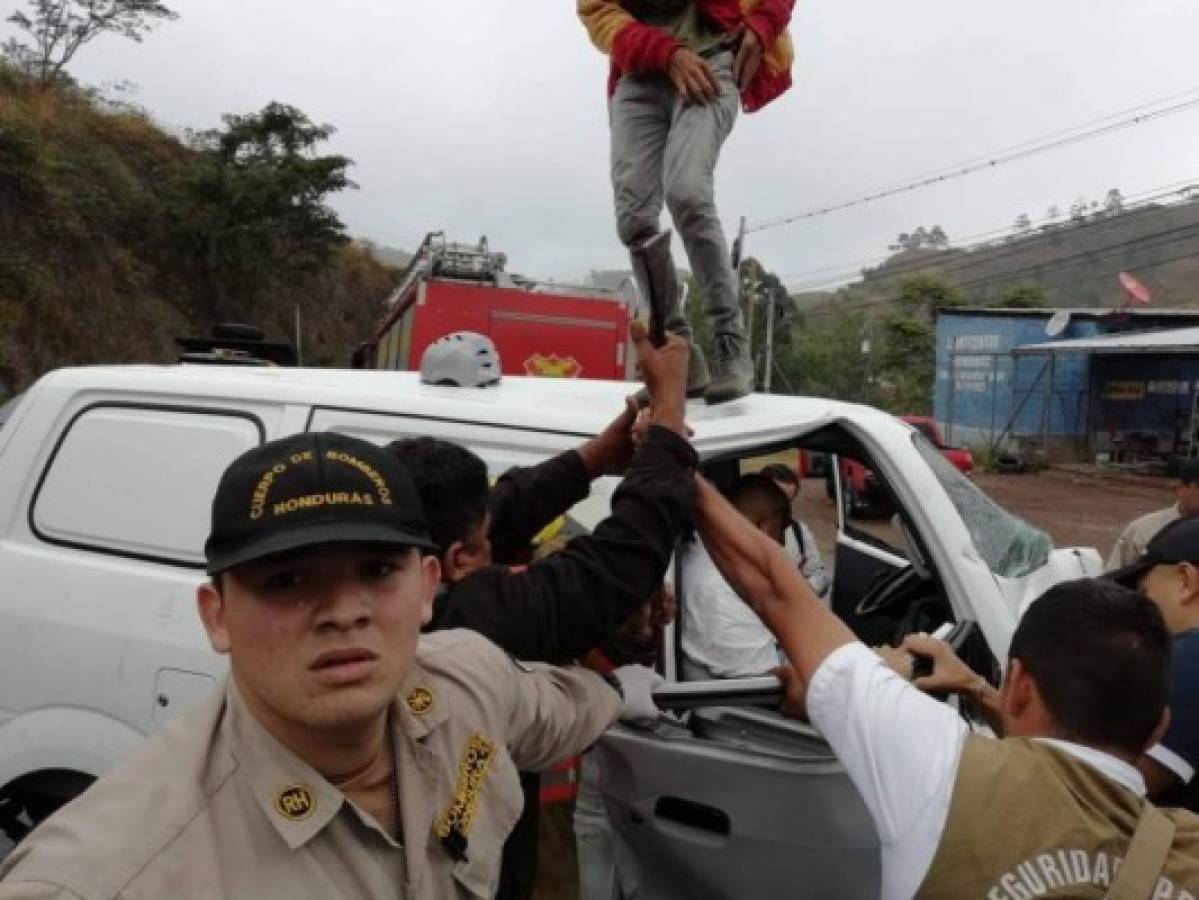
204, 432, 436, 575
1107, 516, 1199, 589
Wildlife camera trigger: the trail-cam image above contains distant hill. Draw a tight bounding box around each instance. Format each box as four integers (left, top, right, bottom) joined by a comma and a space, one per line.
0, 66, 398, 396
800, 196, 1199, 315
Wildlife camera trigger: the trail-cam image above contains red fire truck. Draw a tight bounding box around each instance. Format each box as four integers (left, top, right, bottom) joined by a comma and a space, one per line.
355, 233, 635, 381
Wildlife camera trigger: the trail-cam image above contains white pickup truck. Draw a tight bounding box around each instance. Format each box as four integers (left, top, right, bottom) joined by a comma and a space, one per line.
0, 364, 1100, 891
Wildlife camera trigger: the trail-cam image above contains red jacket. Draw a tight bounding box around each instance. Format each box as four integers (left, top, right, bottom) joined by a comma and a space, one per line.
579, 0, 795, 113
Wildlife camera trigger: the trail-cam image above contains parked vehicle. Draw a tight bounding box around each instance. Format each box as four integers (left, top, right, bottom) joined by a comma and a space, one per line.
0, 366, 1099, 893
902, 415, 974, 475
355, 232, 634, 381
830, 415, 975, 518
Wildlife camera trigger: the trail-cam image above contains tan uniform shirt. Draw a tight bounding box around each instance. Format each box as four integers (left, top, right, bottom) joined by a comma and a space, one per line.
0, 630, 622, 900
1106, 504, 1180, 571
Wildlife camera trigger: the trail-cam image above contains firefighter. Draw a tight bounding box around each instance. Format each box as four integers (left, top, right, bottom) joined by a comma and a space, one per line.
578, 0, 796, 404
0, 432, 664, 899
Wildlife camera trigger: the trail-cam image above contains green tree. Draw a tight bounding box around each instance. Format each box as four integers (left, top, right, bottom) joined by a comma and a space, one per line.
897, 274, 964, 317
781, 306, 870, 403
169, 102, 355, 320
4, 0, 177, 87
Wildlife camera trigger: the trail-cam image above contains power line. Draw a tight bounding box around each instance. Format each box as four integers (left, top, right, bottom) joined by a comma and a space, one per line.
749, 88, 1199, 236
784, 179, 1199, 292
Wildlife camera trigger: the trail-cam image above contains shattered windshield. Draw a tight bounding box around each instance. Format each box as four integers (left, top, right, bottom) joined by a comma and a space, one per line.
914, 434, 1052, 577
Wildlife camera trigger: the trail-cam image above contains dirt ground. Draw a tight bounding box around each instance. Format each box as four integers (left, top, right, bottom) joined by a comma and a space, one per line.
793, 466, 1177, 564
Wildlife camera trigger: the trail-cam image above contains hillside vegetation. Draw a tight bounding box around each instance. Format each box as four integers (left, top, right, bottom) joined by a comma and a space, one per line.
797, 193, 1199, 317
0, 65, 396, 397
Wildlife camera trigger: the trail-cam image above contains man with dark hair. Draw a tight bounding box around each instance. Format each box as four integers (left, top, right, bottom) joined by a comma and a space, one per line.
681, 472, 790, 678
694, 475, 1199, 899
1109, 516, 1199, 813
389, 333, 694, 663
760, 461, 829, 598
1107, 458, 1199, 570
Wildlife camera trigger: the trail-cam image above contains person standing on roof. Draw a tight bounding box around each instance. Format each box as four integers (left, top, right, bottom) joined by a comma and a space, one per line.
1107, 458, 1199, 571
578, 0, 795, 405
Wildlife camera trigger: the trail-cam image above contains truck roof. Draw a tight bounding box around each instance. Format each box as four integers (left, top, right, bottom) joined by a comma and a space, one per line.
36, 365, 901, 459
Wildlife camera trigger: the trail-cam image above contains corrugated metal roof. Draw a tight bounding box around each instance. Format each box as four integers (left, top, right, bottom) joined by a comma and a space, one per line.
1014, 326, 1199, 354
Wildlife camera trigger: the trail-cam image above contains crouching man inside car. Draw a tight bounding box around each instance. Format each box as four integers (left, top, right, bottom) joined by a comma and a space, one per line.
0, 432, 652, 900
693, 476, 1199, 900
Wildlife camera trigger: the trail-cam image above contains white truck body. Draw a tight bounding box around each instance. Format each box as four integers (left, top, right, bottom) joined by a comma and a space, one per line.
0, 364, 1100, 868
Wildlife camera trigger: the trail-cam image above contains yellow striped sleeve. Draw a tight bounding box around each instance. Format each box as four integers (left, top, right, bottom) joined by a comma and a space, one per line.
578, 0, 636, 54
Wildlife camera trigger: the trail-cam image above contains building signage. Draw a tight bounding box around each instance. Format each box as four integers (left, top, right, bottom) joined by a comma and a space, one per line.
953, 334, 1002, 352
1101, 381, 1146, 401
1146, 381, 1191, 396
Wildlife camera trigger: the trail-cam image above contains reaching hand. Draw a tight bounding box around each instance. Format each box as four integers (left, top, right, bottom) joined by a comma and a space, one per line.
579, 396, 639, 477
874, 645, 915, 681
667, 47, 721, 104
733, 26, 763, 90
652, 582, 677, 628
899, 633, 980, 694
629, 320, 689, 437
612, 664, 666, 727
773, 664, 808, 720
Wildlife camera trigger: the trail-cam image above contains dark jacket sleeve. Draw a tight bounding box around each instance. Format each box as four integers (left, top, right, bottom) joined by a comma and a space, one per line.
427, 426, 697, 664
488, 449, 591, 565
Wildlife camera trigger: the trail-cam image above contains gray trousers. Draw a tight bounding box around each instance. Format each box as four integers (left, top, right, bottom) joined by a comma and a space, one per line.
610, 50, 746, 343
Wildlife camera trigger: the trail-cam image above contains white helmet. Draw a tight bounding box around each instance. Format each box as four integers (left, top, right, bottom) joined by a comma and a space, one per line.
419, 332, 502, 388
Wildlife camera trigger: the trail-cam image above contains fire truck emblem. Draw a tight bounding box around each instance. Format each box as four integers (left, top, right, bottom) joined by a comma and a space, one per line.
524, 354, 583, 379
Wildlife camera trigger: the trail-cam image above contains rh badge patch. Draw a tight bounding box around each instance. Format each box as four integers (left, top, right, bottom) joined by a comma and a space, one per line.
275, 785, 316, 821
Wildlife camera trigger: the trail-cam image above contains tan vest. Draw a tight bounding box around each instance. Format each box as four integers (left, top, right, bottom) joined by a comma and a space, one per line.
917, 736, 1199, 900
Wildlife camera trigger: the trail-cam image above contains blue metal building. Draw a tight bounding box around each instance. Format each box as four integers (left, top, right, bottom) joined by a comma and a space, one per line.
934, 308, 1199, 460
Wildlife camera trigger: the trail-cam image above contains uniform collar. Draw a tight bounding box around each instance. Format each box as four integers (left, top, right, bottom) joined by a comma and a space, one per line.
1034, 738, 1147, 797
225, 681, 348, 850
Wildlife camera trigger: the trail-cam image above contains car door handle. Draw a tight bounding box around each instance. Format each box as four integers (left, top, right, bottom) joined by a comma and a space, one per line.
653, 797, 731, 835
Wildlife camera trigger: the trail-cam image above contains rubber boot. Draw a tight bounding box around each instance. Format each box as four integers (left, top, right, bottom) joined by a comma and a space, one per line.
630, 229, 710, 401
705, 333, 753, 405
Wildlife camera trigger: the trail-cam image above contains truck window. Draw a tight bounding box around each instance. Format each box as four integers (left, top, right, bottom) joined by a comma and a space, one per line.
32, 406, 261, 566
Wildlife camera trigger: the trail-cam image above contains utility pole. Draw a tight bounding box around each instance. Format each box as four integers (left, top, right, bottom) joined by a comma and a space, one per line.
294, 305, 303, 367
764, 287, 775, 394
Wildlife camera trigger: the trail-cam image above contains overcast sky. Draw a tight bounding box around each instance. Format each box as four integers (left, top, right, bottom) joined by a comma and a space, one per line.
16, 0, 1199, 287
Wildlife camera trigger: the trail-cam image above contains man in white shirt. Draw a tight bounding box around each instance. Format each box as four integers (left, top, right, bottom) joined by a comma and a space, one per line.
681, 473, 788, 678
694, 477, 1199, 899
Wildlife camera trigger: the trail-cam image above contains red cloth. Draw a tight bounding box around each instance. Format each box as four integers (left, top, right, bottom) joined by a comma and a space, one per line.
603, 0, 795, 114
